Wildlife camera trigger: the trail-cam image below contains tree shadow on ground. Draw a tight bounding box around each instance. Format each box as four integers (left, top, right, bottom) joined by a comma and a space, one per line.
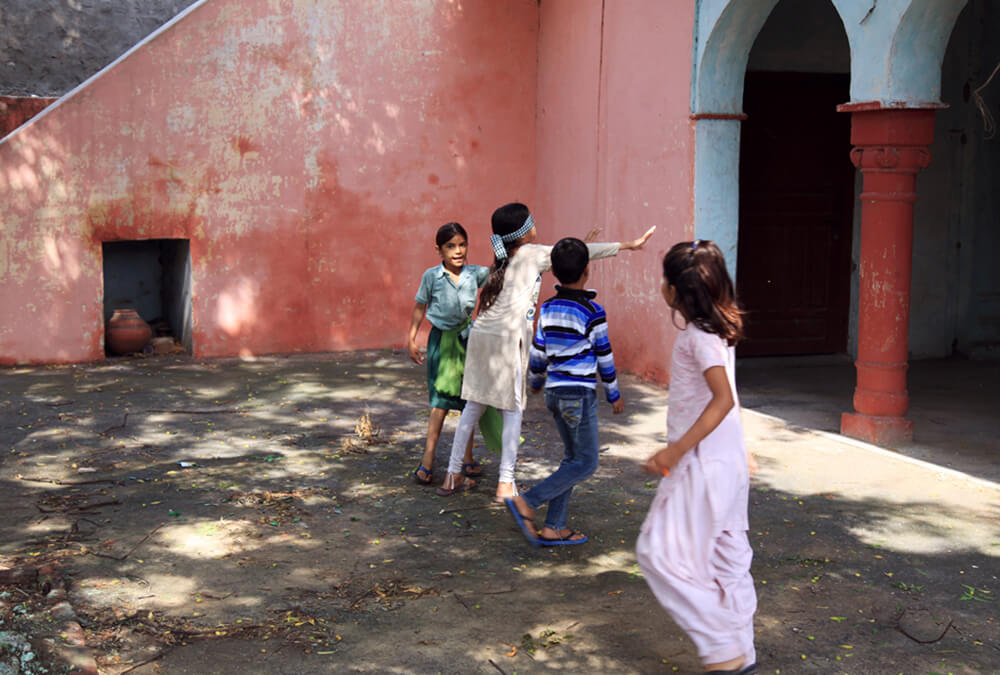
0, 352, 997, 673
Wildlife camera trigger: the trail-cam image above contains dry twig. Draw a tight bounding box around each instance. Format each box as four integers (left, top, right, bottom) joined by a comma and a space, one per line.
36, 500, 121, 514
19, 476, 119, 486
88, 524, 164, 561
144, 408, 244, 414
119, 650, 170, 674
438, 503, 502, 515
99, 413, 129, 436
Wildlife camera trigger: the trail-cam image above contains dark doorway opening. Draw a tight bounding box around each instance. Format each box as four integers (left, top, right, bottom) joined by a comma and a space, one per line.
736, 71, 854, 356
102, 239, 193, 355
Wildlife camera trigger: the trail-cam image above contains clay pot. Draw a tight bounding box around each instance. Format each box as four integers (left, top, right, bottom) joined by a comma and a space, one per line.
106, 309, 152, 355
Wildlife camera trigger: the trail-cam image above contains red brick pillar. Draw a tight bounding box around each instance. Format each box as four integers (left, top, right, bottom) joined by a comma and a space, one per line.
839, 107, 937, 445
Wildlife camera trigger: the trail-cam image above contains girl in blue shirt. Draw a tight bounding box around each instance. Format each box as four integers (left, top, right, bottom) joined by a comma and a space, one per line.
407, 222, 502, 485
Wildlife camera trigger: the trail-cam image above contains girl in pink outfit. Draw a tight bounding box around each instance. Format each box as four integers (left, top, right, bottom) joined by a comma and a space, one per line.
636, 240, 758, 675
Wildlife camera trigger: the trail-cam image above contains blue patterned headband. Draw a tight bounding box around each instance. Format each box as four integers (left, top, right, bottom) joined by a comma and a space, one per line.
489, 214, 535, 260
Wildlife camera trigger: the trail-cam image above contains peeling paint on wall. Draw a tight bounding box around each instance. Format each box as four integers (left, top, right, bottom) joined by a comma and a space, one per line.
0, 0, 538, 364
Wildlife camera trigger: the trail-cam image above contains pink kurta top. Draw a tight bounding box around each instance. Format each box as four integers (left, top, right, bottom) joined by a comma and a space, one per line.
663, 323, 749, 532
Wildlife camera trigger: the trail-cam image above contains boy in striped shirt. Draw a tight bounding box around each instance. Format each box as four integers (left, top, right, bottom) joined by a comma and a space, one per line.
506, 237, 625, 547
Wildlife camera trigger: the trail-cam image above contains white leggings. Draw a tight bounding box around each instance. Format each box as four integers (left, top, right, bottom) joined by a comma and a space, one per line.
448, 401, 522, 484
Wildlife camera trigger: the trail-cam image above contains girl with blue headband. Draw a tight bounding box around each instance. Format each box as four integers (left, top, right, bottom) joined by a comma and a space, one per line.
436, 202, 654, 501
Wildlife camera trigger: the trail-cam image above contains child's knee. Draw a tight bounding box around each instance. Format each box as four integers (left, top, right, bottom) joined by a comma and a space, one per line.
580, 454, 599, 477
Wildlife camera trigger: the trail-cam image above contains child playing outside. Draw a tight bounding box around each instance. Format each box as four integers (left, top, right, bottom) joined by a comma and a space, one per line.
407, 222, 502, 485
505, 237, 625, 547
636, 240, 757, 674
436, 202, 654, 501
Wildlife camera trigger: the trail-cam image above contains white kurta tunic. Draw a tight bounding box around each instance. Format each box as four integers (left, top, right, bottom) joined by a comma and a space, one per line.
461, 242, 619, 411
636, 324, 756, 666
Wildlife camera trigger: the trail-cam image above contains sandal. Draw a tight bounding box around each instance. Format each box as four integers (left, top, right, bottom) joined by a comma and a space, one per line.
462, 461, 484, 478
705, 663, 756, 675
435, 475, 477, 497
412, 465, 433, 485
538, 530, 587, 546
504, 498, 540, 547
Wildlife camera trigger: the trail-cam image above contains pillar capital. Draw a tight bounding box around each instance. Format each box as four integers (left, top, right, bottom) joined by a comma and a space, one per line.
849, 146, 932, 171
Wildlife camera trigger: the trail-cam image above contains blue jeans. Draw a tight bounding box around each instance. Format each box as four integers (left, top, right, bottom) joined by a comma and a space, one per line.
523, 386, 599, 531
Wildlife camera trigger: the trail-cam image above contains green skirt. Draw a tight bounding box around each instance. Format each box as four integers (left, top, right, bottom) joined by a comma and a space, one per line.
427, 326, 466, 411
426, 325, 503, 453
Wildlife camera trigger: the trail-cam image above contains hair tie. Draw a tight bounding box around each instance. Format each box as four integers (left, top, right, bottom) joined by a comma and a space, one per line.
490, 234, 508, 260
691, 240, 700, 251
491, 214, 536, 260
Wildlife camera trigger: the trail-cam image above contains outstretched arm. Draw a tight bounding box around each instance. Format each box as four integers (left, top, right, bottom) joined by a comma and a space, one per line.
620, 226, 656, 251
642, 365, 733, 475
582, 225, 657, 264
407, 303, 428, 365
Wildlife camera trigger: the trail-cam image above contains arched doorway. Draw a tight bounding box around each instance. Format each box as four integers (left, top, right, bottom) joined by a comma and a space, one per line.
735, 0, 854, 356
691, 0, 991, 449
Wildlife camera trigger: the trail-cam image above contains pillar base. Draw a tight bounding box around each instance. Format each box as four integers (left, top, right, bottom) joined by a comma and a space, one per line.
841, 412, 913, 445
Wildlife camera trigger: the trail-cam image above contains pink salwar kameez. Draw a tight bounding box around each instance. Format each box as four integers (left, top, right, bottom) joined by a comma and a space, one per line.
636, 324, 756, 666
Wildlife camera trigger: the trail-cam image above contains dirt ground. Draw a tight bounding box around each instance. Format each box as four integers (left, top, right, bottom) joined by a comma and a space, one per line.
0, 351, 998, 674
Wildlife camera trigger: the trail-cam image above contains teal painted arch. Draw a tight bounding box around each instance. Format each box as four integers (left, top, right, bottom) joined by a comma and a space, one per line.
888, 0, 967, 104
692, 0, 781, 114
694, 0, 968, 112
691, 0, 968, 276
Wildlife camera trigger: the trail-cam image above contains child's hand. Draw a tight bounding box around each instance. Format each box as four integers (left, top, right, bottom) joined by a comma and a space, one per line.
641, 445, 679, 476
622, 226, 656, 251
583, 227, 601, 243
641, 455, 663, 476
612, 398, 625, 414
747, 449, 759, 477
408, 341, 424, 365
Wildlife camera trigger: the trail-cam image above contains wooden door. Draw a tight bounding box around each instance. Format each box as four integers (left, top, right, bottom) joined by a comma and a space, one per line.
736, 72, 854, 356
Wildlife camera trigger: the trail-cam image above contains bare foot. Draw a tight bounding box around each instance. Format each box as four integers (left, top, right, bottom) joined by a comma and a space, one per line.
703, 656, 746, 672
509, 495, 534, 521
435, 472, 476, 497
494, 481, 518, 504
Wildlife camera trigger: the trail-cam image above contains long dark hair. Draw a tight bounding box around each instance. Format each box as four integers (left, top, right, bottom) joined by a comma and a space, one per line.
478, 202, 531, 313
662, 240, 744, 345
436, 222, 467, 247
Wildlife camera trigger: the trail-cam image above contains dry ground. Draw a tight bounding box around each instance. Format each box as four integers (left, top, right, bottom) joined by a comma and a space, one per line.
0, 351, 997, 673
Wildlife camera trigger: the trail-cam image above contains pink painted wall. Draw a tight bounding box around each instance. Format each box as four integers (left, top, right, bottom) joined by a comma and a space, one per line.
536, 0, 696, 383
0, 0, 537, 364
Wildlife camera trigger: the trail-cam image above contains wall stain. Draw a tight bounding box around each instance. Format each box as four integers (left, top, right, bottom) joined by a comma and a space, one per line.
232, 135, 259, 158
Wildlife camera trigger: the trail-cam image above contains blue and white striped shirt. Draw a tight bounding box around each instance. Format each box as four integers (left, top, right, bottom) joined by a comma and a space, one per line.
528, 286, 620, 403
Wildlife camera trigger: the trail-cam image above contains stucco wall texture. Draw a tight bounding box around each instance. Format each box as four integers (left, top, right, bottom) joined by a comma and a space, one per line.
0, 0, 539, 364
536, 0, 695, 382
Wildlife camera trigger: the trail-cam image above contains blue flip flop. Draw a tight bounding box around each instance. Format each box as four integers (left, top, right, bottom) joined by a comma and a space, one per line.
412, 465, 433, 485
504, 498, 540, 548
538, 530, 587, 546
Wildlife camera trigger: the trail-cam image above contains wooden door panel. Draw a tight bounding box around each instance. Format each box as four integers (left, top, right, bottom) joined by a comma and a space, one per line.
737, 72, 853, 356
